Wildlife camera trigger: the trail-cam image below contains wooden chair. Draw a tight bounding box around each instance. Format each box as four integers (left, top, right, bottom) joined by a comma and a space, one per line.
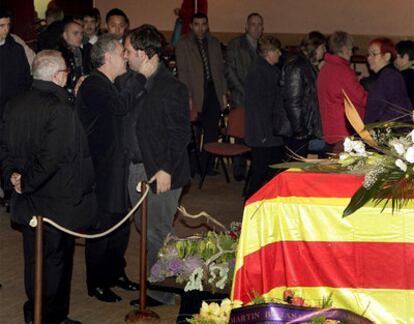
198, 107, 251, 189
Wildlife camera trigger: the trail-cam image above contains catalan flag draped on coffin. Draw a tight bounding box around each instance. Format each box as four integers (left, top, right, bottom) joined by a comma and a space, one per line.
231, 170, 414, 323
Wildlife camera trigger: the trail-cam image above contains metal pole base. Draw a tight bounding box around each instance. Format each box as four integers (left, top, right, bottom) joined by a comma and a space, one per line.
125, 309, 160, 323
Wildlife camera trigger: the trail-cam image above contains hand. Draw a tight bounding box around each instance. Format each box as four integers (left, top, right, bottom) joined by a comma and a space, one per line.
10, 172, 22, 194
149, 170, 171, 194
139, 55, 158, 78
222, 94, 228, 110
74, 75, 87, 97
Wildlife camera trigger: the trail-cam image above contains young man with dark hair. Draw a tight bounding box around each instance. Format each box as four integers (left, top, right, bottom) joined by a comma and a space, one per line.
105, 8, 129, 42
59, 20, 89, 97
82, 9, 99, 45
175, 13, 227, 175
124, 24, 190, 306
0, 8, 32, 211
0, 9, 31, 118
395, 40, 414, 105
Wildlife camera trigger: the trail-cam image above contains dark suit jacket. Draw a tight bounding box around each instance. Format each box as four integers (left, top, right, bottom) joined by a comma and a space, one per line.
0, 80, 96, 231
76, 70, 146, 214
136, 64, 191, 190
175, 31, 226, 112
225, 34, 257, 107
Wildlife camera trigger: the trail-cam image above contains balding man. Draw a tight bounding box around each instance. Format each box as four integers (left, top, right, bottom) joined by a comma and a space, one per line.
0, 50, 96, 324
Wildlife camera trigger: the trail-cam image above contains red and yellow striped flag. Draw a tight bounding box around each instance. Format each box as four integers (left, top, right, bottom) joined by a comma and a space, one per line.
231, 170, 414, 323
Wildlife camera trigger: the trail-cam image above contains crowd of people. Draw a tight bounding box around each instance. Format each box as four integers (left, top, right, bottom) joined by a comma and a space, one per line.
0, 3, 413, 324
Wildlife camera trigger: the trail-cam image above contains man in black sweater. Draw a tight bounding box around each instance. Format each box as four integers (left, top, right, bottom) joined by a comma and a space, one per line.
76, 33, 155, 303
125, 24, 191, 306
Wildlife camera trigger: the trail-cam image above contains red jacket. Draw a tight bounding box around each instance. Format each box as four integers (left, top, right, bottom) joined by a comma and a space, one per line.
317, 53, 367, 144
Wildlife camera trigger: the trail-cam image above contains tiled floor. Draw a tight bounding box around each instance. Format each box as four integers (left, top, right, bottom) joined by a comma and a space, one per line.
0, 174, 245, 323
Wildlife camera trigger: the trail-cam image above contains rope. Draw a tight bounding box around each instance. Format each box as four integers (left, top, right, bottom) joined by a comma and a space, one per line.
177, 206, 227, 231
29, 185, 149, 239
29, 185, 228, 239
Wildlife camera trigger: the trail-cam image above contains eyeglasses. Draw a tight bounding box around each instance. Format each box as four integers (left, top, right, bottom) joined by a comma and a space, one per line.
367, 52, 382, 57
57, 68, 70, 74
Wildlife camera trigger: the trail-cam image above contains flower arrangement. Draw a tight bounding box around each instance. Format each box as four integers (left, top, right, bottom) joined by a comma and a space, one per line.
272, 90, 414, 217
339, 127, 414, 216
188, 290, 371, 324
148, 222, 240, 292
187, 298, 243, 324
273, 125, 414, 216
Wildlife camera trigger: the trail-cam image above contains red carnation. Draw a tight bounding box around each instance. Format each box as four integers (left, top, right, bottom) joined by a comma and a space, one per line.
292, 297, 304, 306
283, 289, 294, 301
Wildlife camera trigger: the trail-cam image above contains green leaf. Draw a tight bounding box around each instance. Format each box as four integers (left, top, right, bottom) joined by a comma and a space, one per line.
343, 180, 383, 217
364, 121, 414, 130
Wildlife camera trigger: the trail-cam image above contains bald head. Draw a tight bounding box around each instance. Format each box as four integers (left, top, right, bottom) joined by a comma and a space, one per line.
63, 21, 83, 48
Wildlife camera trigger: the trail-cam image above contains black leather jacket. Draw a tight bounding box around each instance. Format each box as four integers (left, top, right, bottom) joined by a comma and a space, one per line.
282, 53, 323, 139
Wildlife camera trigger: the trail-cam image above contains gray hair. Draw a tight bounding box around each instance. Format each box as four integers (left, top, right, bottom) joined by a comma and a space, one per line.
32, 50, 65, 81
328, 31, 354, 55
90, 33, 119, 68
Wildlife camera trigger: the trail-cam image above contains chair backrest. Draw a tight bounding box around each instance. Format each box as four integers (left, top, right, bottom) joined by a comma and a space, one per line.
227, 107, 246, 139
189, 100, 198, 122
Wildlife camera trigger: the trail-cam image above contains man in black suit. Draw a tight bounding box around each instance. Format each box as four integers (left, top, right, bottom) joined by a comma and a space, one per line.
0, 50, 96, 324
76, 33, 155, 303
124, 24, 191, 306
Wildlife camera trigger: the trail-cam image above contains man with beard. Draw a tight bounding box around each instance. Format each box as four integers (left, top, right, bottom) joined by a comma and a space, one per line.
124, 24, 190, 306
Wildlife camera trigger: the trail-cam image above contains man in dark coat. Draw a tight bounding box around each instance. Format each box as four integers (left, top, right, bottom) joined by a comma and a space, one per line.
0, 9, 31, 118
37, 6, 64, 51
59, 21, 88, 98
0, 50, 96, 324
225, 12, 263, 180
124, 25, 190, 306
175, 13, 227, 174
76, 34, 149, 303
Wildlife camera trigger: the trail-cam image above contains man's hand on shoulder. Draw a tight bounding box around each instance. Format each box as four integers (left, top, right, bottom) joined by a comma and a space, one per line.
149, 170, 171, 194
74, 75, 88, 97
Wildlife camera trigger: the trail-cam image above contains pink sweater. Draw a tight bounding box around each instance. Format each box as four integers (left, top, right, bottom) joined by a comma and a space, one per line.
317, 53, 367, 144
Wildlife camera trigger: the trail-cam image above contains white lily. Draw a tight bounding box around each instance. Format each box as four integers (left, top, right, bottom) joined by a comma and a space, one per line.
395, 159, 408, 172
408, 130, 414, 143
392, 143, 405, 156
405, 146, 414, 163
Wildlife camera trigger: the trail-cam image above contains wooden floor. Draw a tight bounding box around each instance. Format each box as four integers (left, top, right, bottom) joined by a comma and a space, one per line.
0, 174, 245, 324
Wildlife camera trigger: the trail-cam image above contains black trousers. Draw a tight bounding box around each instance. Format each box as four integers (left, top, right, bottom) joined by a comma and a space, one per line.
199, 82, 221, 172
22, 225, 75, 324
85, 210, 130, 290
245, 145, 284, 199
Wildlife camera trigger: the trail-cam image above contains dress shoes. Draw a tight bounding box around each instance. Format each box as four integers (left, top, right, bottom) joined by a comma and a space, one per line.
88, 286, 122, 303
114, 275, 139, 291
26, 317, 81, 324
130, 296, 164, 307
60, 318, 82, 324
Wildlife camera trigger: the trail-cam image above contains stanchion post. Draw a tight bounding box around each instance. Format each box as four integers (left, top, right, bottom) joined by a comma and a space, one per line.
34, 216, 43, 324
125, 182, 160, 323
